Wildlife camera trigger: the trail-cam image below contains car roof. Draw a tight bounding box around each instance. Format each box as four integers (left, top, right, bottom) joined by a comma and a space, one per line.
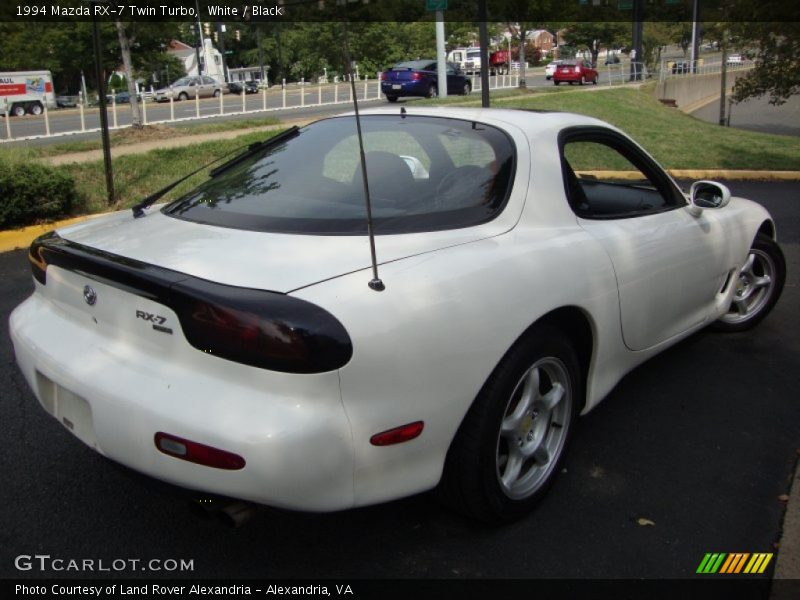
392, 60, 435, 70
335, 106, 615, 137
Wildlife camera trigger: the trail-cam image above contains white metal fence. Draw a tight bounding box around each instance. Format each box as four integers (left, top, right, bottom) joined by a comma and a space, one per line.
1, 75, 521, 143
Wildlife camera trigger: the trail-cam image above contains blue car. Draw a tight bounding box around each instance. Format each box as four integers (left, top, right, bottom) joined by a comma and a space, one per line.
380, 60, 471, 102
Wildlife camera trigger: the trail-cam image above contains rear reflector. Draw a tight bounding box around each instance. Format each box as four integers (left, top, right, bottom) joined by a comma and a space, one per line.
370, 421, 424, 446
155, 432, 246, 470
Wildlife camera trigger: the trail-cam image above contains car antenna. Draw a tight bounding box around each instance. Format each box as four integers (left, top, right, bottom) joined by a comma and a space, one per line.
341, 17, 384, 292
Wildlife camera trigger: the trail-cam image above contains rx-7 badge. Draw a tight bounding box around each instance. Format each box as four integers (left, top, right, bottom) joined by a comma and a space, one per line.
135, 310, 172, 334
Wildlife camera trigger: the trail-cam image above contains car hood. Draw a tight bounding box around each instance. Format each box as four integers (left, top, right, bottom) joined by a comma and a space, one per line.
56, 209, 503, 294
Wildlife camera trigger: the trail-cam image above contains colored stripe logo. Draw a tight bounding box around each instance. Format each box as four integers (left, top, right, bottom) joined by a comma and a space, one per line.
696, 553, 773, 574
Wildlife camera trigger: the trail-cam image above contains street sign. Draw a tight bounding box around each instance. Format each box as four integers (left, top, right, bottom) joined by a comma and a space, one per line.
426, 0, 447, 11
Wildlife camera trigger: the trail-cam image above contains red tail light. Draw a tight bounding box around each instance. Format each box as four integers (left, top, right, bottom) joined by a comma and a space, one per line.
380, 72, 386, 81
155, 432, 246, 470
411, 72, 422, 81
575, 66, 582, 73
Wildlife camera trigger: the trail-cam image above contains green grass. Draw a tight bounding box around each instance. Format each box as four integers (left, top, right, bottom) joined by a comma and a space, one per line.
55, 129, 288, 215
0, 116, 283, 159
424, 86, 800, 171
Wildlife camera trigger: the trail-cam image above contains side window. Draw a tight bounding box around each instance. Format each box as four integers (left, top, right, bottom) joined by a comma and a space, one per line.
562, 135, 682, 218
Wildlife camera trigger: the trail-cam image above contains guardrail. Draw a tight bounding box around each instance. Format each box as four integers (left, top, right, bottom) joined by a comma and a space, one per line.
0, 75, 521, 143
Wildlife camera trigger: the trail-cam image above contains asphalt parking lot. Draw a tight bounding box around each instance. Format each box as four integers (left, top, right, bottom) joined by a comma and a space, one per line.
1, 181, 798, 584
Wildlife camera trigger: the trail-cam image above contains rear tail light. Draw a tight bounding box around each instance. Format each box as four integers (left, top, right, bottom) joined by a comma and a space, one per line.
155, 432, 246, 470
575, 66, 582, 73
28, 233, 353, 374
171, 278, 353, 374
379, 72, 385, 81
411, 72, 422, 81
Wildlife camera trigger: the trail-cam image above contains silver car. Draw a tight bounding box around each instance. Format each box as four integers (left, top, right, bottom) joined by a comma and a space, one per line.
154, 76, 223, 102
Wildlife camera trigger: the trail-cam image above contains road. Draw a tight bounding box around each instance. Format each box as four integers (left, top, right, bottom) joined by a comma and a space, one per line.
1, 182, 798, 586
1, 69, 621, 143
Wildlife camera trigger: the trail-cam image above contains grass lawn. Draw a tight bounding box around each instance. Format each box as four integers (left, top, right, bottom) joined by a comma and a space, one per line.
425, 86, 800, 171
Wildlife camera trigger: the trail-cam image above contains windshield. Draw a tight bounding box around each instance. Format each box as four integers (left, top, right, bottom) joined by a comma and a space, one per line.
164, 115, 516, 235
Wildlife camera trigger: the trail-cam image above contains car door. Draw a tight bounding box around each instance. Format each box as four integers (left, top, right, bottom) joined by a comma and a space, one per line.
560, 127, 732, 351
201, 76, 216, 97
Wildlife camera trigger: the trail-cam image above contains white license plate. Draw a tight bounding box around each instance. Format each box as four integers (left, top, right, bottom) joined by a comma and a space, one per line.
392, 84, 402, 90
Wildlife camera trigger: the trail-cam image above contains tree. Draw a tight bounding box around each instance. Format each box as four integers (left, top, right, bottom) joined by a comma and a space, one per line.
731, 22, 800, 105
115, 21, 143, 128
562, 22, 627, 67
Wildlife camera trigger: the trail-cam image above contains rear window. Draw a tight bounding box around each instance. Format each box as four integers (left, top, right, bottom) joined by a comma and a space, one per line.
164, 115, 516, 235
392, 61, 435, 71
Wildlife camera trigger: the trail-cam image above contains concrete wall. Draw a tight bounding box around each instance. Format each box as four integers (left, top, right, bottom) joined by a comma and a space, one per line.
655, 70, 749, 112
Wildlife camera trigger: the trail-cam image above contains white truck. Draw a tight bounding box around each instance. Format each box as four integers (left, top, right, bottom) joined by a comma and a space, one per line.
0, 70, 57, 117
447, 47, 482, 74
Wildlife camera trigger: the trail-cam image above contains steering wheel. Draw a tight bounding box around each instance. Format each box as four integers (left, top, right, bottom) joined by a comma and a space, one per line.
434, 165, 491, 210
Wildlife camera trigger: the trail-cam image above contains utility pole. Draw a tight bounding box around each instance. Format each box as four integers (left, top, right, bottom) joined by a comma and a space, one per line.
256, 26, 265, 82
91, 6, 114, 204
719, 28, 728, 126
217, 22, 229, 82
194, 1, 204, 76
630, 0, 644, 81
435, 10, 448, 98
478, 0, 490, 107
689, 0, 701, 73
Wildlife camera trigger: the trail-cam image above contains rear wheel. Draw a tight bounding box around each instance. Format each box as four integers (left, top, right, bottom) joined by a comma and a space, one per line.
462, 82, 472, 96
554, 80, 560, 86
437, 325, 581, 522
593, 76, 598, 85
427, 84, 438, 99
712, 234, 785, 332
579, 76, 585, 85
29, 102, 43, 115
213, 89, 221, 98
178, 92, 189, 101
386, 95, 398, 103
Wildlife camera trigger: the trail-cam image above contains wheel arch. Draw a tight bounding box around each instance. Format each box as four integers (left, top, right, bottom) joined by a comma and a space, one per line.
758, 219, 776, 241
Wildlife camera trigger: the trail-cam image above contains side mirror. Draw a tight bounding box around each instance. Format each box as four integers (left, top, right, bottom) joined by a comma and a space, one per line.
688, 180, 731, 216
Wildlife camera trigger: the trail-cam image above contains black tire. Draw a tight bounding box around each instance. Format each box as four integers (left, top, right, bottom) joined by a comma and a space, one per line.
427, 84, 438, 99
12, 104, 26, 117
213, 89, 221, 98
437, 324, 581, 522
29, 102, 43, 116
579, 76, 585, 86
462, 82, 471, 96
554, 80, 560, 86
711, 234, 786, 332
386, 95, 398, 103
178, 92, 189, 101
593, 76, 598, 85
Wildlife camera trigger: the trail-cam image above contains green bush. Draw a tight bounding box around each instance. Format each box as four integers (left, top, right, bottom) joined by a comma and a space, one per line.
0, 161, 76, 228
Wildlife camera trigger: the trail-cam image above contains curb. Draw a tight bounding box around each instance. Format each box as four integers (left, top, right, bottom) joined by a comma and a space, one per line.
773, 455, 800, 587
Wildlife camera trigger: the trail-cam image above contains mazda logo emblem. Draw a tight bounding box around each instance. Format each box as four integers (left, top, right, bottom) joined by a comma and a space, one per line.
83, 285, 97, 306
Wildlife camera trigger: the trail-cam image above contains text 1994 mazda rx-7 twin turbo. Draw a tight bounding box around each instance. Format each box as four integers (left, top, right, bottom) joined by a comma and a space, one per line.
10, 108, 785, 522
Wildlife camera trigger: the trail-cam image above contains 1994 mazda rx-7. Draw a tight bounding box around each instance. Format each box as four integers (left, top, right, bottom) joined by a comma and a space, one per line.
10, 108, 785, 522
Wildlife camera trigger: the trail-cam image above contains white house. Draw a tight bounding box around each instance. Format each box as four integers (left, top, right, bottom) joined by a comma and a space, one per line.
168, 39, 225, 81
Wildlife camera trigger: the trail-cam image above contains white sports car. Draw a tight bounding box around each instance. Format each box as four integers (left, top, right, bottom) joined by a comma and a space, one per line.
10, 108, 785, 522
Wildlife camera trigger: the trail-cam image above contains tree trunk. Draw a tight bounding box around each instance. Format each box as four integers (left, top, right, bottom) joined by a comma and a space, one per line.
115, 20, 143, 128
518, 28, 527, 88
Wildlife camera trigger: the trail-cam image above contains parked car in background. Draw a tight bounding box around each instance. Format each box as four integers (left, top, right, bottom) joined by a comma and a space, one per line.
604, 53, 620, 65
553, 60, 598, 85
153, 76, 223, 102
55, 95, 78, 108
544, 60, 563, 80
227, 80, 259, 95
380, 60, 470, 102
11, 108, 784, 523
671, 61, 691, 75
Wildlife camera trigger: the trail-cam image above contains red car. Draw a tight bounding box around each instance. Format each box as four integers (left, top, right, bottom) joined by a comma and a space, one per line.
553, 60, 598, 86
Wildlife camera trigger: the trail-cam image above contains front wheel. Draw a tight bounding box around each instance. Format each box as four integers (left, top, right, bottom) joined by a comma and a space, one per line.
579, 76, 585, 85
462, 82, 471, 96
426, 84, 438, 99
437, 325, 581, 522
553, 80, 560, 86
12, 104, 26, 117
712, 234, 785, 332
178, 92, 189, 101
593, 76, 598, 85
213, 89, 221, 98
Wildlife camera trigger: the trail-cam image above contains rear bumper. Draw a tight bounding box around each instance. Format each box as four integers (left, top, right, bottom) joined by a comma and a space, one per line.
381, 81, 428, 97
9, 292, 356, 512
553, 72, 588, 82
